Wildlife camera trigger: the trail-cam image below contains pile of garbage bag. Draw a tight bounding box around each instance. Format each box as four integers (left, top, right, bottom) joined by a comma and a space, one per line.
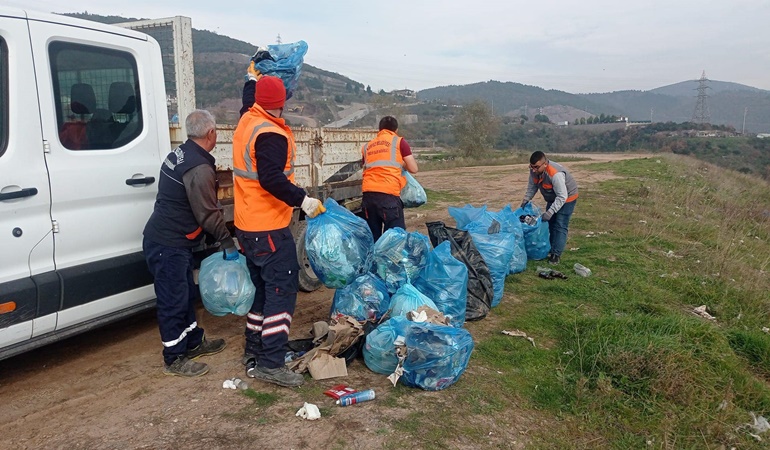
306, 198, 373, 288
449, 204, 527, 273
363, 316, 410, 375
198, 252, 255, 316
466, 226, 516, 307
389, 284, 439, 318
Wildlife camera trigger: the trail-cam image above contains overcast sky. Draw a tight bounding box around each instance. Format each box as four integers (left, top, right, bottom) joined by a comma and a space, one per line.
9, 0, 770, 94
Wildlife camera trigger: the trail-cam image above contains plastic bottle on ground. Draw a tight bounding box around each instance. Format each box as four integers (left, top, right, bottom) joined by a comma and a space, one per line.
336, 389, 375, 406
574, 263, 592, 277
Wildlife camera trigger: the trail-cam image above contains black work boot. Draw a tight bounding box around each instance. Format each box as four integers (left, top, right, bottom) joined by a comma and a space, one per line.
164, 356, 209, 377
247, 364, 304, 387
187, 336, 227, 360
548, 253, 561, 265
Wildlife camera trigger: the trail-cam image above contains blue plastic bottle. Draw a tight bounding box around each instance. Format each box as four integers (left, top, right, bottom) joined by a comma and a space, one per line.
336, 389, 376, 406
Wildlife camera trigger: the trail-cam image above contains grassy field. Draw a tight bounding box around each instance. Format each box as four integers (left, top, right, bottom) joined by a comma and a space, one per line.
388, 154, 770, 449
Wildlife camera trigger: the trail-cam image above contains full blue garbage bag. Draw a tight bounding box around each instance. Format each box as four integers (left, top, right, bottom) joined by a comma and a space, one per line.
306, 198, 374, 288
514, 202, 550, 260
496, 205, 528, 273
389, 283, 439, 318
372, 228, 431, 293
467, 227, 516, 307
448, 204, 487, 229
331, 273, 391, 321
400, 321, 475, 391
401, 172, 427, 208
413, 241, 468, 327
198, 253, 256, 316
363, 316, 409, 375
252, 41, 308, 98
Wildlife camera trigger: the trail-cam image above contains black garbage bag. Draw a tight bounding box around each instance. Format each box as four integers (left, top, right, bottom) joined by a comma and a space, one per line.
425, 221, 492, 321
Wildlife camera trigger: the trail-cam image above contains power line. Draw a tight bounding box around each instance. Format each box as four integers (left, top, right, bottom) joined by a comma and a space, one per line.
692, 70, 711, 123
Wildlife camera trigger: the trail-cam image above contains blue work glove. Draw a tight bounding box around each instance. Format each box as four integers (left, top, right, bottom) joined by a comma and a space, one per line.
223, 247, 239, 261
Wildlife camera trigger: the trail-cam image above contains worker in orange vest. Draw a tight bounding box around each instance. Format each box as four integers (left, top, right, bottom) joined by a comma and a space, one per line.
232, 72, 324, 387
361, 116, 419, 241
520, 151, 579, 265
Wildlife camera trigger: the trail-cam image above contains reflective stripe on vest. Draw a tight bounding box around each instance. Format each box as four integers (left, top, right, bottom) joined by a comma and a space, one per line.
363, 136, 401, 168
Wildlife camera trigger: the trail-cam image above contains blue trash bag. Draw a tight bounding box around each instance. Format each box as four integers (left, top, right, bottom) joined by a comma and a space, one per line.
253, 41, 308, 98
400, 321, 475, 391
198, 252, 256, 316
496, 205, 527, 273
401, 172, 427, 208
331, 273, 391, 321
389, 283, 439, 318
413, 241, 468, 328
467, 227, 516, 307
514, 202, 551, 260
306, 198, 374, 288
363, 316, 410, 375
448, 204, 487, 229
372, 228, 431, 293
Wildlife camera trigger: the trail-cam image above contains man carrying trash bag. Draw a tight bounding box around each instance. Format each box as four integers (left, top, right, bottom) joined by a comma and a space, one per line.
519, 151, 579, 265
361, 116, 419, 241
142, 110, 233, 377
233, 71, 325, 387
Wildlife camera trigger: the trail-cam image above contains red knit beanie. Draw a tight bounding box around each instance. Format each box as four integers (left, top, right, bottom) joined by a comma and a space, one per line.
255, 76, 286, 110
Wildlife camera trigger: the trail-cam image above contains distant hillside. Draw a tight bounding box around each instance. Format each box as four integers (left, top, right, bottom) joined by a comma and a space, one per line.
62, 12, 373, 125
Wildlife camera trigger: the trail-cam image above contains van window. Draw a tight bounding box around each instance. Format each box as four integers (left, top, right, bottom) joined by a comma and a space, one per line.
0, 37, 7, 156
50, 42, 143, 150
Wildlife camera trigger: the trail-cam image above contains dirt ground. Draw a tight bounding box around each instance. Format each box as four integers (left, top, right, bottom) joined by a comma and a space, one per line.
0, 153, 650, 450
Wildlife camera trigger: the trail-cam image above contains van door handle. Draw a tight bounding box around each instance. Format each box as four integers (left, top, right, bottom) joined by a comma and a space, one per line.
0, 187, 38, 201
125, 176, 156, 186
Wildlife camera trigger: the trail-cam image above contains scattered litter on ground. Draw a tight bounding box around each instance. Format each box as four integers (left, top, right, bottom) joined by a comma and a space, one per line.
537, 267, 568, 280
336, 389, 376, 406
693, 305, 716, 320
222, 378, 248, 390
502, 329, 536, 347
718, 400, 729, 411
638, 220, 647, 224
569, 247, 580, 251
762, 327, 769, 334
323, 384, 357, 399
659, 272, 679, 278
295, 402, 321, 420
601, 280, 610, 284
740, 412, 770, 441
573, 263, 592, 277
664, 250, 682, 258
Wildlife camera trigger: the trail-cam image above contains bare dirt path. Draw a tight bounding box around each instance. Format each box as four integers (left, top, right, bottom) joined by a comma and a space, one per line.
0, 153, 651, 450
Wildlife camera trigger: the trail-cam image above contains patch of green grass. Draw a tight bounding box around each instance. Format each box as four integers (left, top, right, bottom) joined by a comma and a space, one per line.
242, 389, 279, 408
424, 188, 465, 205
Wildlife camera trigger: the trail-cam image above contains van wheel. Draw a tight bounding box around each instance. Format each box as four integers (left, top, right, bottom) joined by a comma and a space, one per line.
295, 220, 323, 292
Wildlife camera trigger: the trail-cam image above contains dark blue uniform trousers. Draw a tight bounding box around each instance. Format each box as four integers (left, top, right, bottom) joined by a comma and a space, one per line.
236, 226, 300, 369
362, 191, 405, 242
143, 238, 205, 365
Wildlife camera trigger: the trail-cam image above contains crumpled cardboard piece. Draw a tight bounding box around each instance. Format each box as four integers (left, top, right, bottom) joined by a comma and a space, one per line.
286, 315, 364, 379
307, 352, 348, 380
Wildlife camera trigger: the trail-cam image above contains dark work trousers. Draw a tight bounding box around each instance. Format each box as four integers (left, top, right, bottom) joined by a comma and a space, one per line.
236, 226, 300, 369
362, 191, 405, 242
143, 238, 205, 366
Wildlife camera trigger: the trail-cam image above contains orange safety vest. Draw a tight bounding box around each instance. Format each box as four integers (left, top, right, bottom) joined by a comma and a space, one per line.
361, 129, 406, 196
232, 105, 296, 232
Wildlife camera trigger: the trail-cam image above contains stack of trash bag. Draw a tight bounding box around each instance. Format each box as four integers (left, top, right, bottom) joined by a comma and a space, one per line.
363, 316, 410, 375
306, 198, 373, 288
514, 202, 550, 260
401, 172, 427, 208
451, 204, 527, 274
198, 252, 256, 316
399, 319, 475, 391
371, 228, 431, 293
426, 221, 493, 321
389, 283, 439, 318
413, 241, 468, 327
330, 273, 391, 321
251, 41, 308, 98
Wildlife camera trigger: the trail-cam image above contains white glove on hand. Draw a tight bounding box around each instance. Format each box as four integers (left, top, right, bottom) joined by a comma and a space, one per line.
301, 196, 325, 218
